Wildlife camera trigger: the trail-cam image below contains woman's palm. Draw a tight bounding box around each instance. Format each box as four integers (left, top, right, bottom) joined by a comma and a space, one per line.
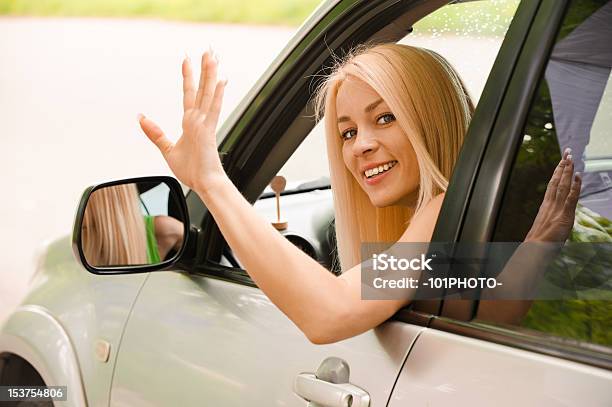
138, 52, 227, 191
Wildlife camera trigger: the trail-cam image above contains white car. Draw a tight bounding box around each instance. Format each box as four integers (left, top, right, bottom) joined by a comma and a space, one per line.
1, 0, 611, 406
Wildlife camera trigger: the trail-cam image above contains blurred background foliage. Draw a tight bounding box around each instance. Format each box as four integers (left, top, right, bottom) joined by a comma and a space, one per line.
0, 0, 322, 25
1, 0, 517, 30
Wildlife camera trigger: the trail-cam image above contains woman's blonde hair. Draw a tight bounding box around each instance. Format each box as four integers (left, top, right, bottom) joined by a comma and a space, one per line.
82, 184, 149, 266
314, 43, 474, 271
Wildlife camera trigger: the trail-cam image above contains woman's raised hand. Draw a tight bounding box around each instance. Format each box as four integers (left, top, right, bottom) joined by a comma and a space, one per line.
525, 148, 582, 243
138, 51, 228, 192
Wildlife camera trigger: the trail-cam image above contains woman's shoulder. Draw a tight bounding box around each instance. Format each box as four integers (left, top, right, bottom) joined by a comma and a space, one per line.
412, 192, 446, 222
153, 215, 184, 238
399, 192, 446, 242
424, 192, 445, 213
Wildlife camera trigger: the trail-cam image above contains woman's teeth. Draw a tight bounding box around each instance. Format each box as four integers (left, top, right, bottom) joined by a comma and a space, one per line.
365, 161, 397, 178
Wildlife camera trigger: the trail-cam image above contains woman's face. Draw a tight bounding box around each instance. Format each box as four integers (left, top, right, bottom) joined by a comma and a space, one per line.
336, 77, 419, 208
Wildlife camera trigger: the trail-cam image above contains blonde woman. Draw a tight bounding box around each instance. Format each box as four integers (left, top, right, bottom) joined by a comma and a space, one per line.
138, 44, 581, 344
83, 184, 184, 266
82, 184, 151, 266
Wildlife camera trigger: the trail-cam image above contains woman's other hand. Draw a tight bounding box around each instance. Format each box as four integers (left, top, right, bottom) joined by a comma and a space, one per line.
138, 51, 228, 193
525, 148, 582, 243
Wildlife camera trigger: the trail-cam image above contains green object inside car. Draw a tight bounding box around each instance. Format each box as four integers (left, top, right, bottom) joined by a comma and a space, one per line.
522, 204, 612, 348
145, 215, 161, 263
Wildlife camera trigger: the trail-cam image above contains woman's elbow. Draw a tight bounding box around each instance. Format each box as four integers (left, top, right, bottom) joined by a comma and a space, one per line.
301, 306, 353, 345
305, 329, 339, 345
301, 299, 409, 345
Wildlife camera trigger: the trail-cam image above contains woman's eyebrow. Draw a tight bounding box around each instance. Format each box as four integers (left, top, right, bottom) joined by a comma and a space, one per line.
337, 98, 384, 123
365, 98, 384, 112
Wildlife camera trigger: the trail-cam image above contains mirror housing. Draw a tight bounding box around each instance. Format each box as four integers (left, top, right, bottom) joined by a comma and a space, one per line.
72, 176, 190, 275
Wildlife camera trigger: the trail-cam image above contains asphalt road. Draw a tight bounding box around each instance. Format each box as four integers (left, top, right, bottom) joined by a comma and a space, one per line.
0, 17, 296, 323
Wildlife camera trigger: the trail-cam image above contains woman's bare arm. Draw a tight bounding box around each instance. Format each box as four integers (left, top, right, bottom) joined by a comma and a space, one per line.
198, 179, 444, 343
153, 215, 184, 260
139, 51, 445, 344
332, 192, 445, 341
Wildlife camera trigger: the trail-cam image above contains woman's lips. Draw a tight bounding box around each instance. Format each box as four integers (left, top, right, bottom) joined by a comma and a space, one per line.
364, 163, 396, 186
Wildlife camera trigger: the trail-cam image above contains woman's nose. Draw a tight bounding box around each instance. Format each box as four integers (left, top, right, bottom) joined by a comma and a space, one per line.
352, 131, 379, 157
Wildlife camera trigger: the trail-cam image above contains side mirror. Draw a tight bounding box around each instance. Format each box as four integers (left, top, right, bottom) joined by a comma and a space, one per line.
72, 176, 189, 274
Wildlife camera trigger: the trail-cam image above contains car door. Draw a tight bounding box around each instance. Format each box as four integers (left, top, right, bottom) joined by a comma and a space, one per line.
390, 1, 612, 405
108, 2, 427, 406
107, 0, 530, 406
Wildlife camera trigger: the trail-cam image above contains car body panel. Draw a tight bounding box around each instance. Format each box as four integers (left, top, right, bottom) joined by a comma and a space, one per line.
0, 305, 87, 407
110, 272, 424, 406
389, 328, 612, 406
0, 237, 149, 406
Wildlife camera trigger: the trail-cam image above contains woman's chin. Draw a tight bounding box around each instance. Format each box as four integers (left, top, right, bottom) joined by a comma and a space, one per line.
368, 194, 396, 208
368, 191, 419, 208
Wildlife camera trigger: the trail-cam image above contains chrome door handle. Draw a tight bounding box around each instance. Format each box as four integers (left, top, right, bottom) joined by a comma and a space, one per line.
293, 373, 370, 407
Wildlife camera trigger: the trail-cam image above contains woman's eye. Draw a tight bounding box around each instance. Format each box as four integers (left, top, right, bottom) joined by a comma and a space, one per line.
377, 113, 396, 125
341, 129, 357, 141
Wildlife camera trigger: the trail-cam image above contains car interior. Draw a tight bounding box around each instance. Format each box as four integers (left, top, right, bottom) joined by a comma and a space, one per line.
219, 0, 521, 275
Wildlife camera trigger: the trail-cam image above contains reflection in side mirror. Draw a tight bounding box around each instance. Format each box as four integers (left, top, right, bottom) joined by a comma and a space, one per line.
74, 176, 189, 272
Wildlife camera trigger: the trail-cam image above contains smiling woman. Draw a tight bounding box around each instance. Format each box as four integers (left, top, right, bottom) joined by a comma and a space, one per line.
315, 44, 473, 270
138, 43, 581, 344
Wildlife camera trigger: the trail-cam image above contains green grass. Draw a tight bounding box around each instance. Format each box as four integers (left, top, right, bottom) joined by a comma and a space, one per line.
0, 0, 519, 34
413, 0, 520, 37
1, 0, 520, 33
0, 0, 323, 25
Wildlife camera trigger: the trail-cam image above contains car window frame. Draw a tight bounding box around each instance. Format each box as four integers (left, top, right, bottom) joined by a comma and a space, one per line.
185, 0, 543, 328
430, 0, 612, 370
405, 0, 542, 319
185, 0, 449, 301
185, 0, 446, 260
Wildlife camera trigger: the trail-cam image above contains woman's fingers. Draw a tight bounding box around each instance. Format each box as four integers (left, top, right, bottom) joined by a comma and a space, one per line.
203, 79, 228, 130
194, 52, 208, 109
138, 114, 174, 157
544, 157, 566, 203
544, 148, 570, 203
201, 52, 219, 112
563, 172, 582, 214
182, 56, 196, 112
555, 153, 574, 206
195, 51, 218, 113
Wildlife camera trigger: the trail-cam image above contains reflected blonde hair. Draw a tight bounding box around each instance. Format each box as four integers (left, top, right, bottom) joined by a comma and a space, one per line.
82, 184, 148, 266
314, 43, 474, 271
